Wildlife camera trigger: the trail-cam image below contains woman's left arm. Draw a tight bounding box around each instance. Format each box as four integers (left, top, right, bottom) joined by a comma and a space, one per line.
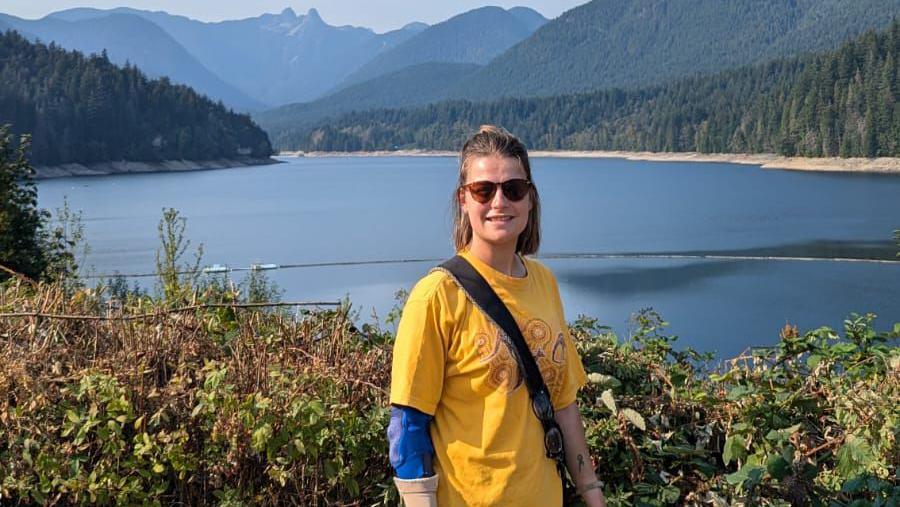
556, 402, 607, 507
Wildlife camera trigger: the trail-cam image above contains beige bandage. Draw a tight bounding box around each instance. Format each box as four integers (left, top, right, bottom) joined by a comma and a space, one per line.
394, 474, 439, 507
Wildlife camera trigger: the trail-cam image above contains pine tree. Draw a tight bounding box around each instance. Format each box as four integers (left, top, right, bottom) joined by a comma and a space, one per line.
0, 125, 47, 280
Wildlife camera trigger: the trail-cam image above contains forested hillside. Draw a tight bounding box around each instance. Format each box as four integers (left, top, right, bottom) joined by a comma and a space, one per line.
448, 0, 900, 101
0, 12, 263, 111
288, 21, 900, 158
255, 62, 481, 146
0, 31, 273, 166
333, 6, 544, 90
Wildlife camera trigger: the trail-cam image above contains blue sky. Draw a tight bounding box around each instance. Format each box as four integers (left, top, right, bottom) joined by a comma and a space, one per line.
2, 1, 588, 32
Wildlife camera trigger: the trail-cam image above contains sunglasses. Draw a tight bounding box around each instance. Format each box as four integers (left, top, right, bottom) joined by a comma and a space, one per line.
460, 178, 532, 204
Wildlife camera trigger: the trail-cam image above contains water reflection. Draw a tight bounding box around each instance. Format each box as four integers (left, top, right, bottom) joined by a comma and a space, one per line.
556, 260, 756, 295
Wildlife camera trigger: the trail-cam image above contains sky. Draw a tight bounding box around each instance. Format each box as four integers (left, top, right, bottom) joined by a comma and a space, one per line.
1, 0, 588, 32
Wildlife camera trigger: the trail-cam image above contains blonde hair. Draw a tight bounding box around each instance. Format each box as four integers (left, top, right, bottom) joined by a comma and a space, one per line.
451, 125, 541, 255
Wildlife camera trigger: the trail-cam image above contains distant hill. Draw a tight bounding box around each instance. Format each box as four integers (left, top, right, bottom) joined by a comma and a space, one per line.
333, 6, 546, 90
0, 12, 263, 111
448, 0, 900, 100
0, 31, 272, 166
507, 7, 548, 32
46, 7, 428, 106
256, 62, 481, 148
287, 21, 900, 159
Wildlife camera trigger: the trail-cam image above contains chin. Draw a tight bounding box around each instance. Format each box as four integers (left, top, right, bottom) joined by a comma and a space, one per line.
483, 232, 522, 248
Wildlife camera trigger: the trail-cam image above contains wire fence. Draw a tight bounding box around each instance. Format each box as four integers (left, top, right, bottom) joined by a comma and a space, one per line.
80, 252, 900, 280
0, 300, 343, 321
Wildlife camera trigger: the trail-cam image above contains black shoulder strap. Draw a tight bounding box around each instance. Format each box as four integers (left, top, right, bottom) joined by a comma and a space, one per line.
436, 255, 566, 464
437, 255, 548, 399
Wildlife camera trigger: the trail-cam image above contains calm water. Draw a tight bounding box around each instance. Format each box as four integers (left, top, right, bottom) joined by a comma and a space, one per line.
37, 156, 900, 357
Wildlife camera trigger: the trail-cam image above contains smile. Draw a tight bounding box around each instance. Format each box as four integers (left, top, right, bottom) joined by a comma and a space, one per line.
486, 216, 513, 222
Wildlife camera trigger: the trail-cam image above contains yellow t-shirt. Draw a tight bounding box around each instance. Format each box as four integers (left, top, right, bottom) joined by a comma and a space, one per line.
390, 249, 588, 507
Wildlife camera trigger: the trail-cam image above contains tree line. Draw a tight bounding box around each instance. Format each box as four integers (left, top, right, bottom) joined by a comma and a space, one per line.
0, 30, 273, 166
289, 21, 900, 158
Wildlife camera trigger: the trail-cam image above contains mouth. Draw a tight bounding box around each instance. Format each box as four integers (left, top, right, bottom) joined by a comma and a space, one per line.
486, 215, 514, 223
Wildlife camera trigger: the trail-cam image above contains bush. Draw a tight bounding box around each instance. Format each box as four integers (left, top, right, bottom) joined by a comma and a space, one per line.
0, 275, 392, 505
573, 310, 899, 506
1, 277, 896, 506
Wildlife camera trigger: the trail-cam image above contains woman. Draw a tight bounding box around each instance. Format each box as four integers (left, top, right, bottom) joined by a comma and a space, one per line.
388, 126, 607, 507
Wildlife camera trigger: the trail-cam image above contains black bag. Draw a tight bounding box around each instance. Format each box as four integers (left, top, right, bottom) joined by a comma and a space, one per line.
435, 255, 578, 504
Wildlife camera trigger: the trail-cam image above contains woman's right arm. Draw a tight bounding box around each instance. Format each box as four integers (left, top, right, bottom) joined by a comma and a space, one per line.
389, 277, 449, 506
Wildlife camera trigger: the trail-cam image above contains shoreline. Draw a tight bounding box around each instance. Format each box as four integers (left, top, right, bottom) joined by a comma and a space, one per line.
34, 157, 280, 179
279, 150, 900, 174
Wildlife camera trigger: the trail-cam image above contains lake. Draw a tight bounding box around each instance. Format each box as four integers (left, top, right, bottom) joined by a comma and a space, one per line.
36, 156, 900, 358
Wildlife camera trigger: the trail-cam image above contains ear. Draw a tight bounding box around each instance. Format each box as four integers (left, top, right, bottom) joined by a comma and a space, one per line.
457, 188, 466, 211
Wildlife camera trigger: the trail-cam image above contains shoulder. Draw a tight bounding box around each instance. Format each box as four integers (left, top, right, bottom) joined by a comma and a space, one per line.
523, 255, 557, 284
407, 268, 461, 304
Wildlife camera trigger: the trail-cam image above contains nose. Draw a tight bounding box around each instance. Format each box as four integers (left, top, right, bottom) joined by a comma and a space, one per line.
490, 183, 510, 207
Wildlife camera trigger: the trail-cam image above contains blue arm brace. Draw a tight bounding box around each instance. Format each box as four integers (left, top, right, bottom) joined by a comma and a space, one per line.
387, 405, 435, 479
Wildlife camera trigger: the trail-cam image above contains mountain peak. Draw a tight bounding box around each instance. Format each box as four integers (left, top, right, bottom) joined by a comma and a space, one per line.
278, 7, 297, 19
401, 21, 428, 32
305, 8, 323, 24
507, 6, 548, 31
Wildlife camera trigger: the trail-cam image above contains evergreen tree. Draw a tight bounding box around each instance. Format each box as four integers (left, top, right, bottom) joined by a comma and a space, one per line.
0, 125, 47, 280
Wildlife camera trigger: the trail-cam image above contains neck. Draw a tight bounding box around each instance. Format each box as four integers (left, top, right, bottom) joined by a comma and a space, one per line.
467, 238, 523, 277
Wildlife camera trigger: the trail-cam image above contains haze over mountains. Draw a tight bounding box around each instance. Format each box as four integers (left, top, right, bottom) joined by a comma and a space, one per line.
0, 11, 264, 111
334, 6, 548, 90
256, 0, 900, 149
254, 5, 549, 135
0, 4, 547, 111
0, 7, 434, 109
4, 0, 900, 161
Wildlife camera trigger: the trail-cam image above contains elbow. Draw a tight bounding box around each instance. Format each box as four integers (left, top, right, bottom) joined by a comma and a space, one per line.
387, 405, 435, 479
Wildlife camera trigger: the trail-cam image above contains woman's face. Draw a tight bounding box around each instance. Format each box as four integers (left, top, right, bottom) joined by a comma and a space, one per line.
458, 155, 532, 251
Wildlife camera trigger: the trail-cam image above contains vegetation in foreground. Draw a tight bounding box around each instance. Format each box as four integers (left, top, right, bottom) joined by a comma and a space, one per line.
1, 241, 897, 505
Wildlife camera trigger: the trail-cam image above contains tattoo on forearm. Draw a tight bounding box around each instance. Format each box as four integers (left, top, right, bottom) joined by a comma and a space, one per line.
577, 454, 585, 472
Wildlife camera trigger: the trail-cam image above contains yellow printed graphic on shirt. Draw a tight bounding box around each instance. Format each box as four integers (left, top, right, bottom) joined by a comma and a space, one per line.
475, 318, 568, 396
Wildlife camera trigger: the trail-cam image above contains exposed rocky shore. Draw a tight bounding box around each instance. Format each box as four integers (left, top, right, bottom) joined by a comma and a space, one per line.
34, 157, 279, 179
279, 150, 900, 174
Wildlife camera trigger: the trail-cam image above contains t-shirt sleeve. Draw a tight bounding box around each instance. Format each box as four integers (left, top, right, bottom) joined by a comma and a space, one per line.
390, 278, 448, 416
547, 269, 588, 411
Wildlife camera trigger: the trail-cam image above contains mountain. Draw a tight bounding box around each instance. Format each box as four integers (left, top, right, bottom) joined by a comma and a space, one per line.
285, 20, 900, 159
47, 7, 428, 106
255, 62, 481, 148
0, 12, 263, 111
507, 7, 547, 32
333, 6, 546, 90
255, 6, 548, 146
448, 0, 900, 100
0, 30, 272, 166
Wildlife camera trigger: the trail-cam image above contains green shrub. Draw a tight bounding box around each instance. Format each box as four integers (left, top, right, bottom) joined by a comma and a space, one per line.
573, 310, 899, 506
1, 275, 896, 505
